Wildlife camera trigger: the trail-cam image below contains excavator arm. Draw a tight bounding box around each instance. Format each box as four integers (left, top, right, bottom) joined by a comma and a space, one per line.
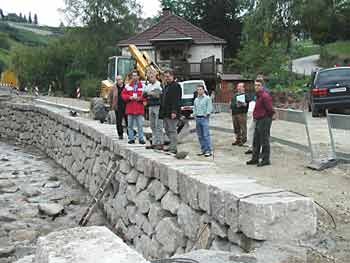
128, 44, 163, 81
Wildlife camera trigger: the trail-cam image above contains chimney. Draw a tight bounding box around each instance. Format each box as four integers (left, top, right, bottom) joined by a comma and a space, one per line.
162, 8, 171, 17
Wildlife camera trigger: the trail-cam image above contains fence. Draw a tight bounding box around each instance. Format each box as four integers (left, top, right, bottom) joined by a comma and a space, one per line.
327, 111, 350, 162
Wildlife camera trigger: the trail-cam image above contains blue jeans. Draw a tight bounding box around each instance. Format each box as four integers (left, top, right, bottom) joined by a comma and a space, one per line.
196, 117, 211, 153
127, 115, 144, 141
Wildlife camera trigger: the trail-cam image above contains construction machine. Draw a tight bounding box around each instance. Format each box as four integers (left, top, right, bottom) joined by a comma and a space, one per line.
99, 44, 162, 100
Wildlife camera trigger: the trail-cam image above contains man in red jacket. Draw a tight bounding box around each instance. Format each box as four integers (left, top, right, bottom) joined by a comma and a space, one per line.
122, 71, 146, 144
247, 79, 273, 167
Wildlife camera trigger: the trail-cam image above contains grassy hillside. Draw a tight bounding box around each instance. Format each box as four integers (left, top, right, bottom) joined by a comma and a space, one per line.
319, 41, 350, 67
0, 21, 60, 72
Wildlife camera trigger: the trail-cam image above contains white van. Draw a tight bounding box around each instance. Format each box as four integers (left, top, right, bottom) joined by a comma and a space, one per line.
179, 80, 208, 118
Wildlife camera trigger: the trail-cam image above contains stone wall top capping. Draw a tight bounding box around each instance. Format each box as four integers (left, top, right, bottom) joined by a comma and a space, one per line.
35, 226, 149, 263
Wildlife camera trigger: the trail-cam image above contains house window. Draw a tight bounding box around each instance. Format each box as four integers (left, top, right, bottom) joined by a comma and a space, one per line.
159, 47, 184, 61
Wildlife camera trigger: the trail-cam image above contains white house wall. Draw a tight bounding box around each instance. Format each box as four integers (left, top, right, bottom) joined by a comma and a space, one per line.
187, 44, 223, 63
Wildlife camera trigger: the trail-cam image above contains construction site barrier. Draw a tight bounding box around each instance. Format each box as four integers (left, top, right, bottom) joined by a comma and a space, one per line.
327, 111, 350, 162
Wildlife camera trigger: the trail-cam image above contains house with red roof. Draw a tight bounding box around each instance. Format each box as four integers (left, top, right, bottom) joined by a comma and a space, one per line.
118, 9, 226, 84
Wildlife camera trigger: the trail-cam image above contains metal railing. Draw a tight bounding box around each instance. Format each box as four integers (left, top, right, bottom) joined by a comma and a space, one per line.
327, 110, 350, 162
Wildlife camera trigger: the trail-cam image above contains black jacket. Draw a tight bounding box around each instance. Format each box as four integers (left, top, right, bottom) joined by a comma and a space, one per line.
160, 81, 182, 119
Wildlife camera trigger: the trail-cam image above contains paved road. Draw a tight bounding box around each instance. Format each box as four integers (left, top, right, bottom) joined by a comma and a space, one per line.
292, 54, 320, 76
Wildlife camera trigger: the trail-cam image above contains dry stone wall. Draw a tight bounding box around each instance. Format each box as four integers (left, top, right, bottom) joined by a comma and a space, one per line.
0, 102, 318, 260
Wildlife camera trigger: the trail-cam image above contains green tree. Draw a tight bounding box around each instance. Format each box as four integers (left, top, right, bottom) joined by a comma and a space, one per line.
28, 12, 32, 24
242, 0, 303, 52
161, 0, 242, 57
34, 14, 38, 25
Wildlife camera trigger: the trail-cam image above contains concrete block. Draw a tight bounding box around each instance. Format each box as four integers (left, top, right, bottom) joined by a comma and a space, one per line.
239, 192, 317, 241
35, 226, 148, 263
120, 160, 131, 174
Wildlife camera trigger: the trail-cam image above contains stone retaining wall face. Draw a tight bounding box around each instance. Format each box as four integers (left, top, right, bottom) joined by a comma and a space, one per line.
0, 102, 318, 260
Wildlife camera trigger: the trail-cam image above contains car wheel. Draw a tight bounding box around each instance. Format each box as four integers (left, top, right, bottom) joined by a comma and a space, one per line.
308, 103, 312, 112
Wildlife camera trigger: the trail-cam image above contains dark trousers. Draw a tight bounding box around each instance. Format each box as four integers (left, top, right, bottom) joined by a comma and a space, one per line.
115, 110, 128, 137
252, 117, 272, 162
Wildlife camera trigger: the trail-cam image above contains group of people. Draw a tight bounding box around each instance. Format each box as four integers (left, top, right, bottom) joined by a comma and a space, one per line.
108, 69, 182, 154
109, 70, 273, 166
230, 79, 274, 167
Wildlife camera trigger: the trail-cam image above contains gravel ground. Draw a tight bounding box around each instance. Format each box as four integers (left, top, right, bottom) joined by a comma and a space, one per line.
0, 141, 108, 262
178, 128, 350, 262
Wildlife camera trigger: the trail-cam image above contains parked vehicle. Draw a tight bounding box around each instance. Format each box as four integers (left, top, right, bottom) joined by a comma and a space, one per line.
308, 66, 350, 117
179, 80, 208, 118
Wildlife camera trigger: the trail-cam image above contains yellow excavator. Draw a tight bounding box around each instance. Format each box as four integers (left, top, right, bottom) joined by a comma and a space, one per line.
99, 44, 163, 100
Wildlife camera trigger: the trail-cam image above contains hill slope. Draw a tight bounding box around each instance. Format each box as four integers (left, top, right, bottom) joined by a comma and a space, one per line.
0, 21, 61, 71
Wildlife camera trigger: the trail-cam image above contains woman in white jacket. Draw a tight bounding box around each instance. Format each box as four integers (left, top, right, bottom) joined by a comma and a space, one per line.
245, 100, 256, 154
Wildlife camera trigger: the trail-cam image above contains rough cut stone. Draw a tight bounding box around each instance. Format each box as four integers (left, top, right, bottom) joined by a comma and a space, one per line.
155, 217, 186, 254
211, 220, 228, 238
127, 205, 137, 224
22, 186, 41, 198
239, 193, 317, 241
177, 203, 201, 241
120, 160, 131, 174
38, 203, 64, 217
15, 255, 35, 263
114, 219, 128, 237
0, 211, 16, 222
10, 229, 38, 242
0, 246, 15, 258
135, 191, 152, 214
148, 203, 169, 228
147, 180, 167, 201
126, 169, 139, 183
35, 226, 148, 263
126, 185, 137, 203
136, 174, 150, 193
161, 191, 181, 214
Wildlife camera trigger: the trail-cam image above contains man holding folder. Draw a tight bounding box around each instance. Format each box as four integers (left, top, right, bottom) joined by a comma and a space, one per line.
230, 82, 249, 146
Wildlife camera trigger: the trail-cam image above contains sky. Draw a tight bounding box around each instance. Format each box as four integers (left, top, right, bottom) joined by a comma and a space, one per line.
0, 0, 161, 27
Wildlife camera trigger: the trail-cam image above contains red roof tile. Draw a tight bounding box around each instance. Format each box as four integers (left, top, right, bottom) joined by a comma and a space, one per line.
118, 14, 226, 46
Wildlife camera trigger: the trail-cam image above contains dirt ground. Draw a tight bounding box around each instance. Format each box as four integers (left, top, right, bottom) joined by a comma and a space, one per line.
178, 128, 350, 263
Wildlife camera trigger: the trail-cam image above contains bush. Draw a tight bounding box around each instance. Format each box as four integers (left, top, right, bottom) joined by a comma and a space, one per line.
319, 41, 350, 67
0, 32, 10, 50
65, 70, 87, 97
80, 78, 100, 98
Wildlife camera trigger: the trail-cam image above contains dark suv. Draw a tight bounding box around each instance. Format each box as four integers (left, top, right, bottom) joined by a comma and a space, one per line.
308, 67, 350, 117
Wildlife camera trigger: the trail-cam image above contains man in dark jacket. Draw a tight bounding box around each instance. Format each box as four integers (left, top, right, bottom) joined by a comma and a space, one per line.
231, 82, 249, 146
108, 75, 128, 139
247, 79, 273, 167
160, 69, 182, 154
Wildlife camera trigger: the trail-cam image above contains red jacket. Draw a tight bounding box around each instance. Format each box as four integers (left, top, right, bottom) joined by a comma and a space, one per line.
253, 89, 273, 120
122, 81, 145, 115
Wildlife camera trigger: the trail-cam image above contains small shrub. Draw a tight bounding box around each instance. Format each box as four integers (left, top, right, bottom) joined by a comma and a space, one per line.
80, 78, 100, 98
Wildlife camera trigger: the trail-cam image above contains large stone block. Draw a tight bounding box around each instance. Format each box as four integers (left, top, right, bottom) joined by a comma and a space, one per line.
177, 203, 201, 241
126, 169, 140, 183
147, 179, 167, 201
161, 191, 181, 214
35, 226, 148, 263
155, 217, 186, 254
136, 174, 150, 193
135, 190, 152, 214
239, 192, 317, 241
148, 203, 169, 228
